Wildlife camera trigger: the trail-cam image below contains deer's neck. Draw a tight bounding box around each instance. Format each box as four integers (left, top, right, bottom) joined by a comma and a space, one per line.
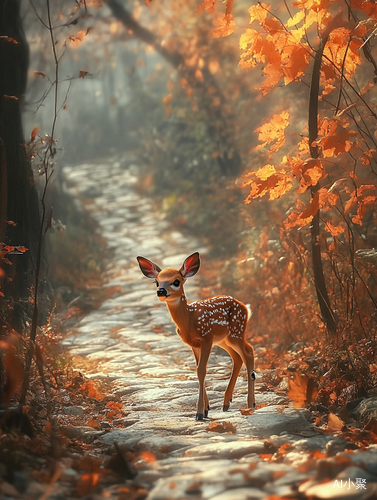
166, 292, 191, 332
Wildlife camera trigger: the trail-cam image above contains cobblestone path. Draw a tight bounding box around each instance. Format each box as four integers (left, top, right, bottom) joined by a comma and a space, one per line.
62, 158, 377, 500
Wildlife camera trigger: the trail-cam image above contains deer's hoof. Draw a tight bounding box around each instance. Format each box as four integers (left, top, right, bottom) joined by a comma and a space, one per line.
204, 406, 209, 418
223, 405, 229, 412
253, 402, 256, 408
195, 413, 204, 421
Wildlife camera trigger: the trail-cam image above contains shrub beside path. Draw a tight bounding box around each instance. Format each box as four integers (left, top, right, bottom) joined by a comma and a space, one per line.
62, 158, 377, 500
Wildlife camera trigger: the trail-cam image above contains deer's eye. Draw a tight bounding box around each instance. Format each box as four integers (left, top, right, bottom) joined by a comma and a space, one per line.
173, 279, 180, 287
154, 280, 159, 287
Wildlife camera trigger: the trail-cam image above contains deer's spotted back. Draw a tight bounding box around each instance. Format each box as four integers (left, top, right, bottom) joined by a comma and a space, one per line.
188, 295, 248, 339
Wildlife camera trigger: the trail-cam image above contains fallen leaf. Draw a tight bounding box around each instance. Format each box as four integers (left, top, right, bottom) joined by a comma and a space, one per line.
287, 372, 318, 408
255, 403, 267, 409
327, 413, 344, 431
81, 381, 104, 401
106, 401, 124, 411
87, 418, 100, 429
240, 407, 254, 415
139, 451, 156, 463
207, 421, 236, 433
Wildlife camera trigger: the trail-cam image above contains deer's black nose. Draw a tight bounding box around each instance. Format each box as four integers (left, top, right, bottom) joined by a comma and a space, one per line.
157, 288, 167, 297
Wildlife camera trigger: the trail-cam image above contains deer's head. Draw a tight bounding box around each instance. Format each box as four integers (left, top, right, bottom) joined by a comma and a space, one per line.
137, 252, 200, 303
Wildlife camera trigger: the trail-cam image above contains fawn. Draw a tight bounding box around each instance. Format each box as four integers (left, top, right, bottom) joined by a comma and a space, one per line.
137, 252, 256, 420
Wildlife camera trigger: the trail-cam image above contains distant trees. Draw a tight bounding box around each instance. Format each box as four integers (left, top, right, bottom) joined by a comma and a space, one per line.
107, 0, 241, 177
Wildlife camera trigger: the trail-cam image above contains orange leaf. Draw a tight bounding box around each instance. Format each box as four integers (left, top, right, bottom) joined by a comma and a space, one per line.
30, 127, 39, 141
69, 29, 90, 47
106, 401, 124, 411
328, 413, 344, 431
254, 111, 290, 154
323, 28, 361, 81
278, 443, 292, 455
207, 421, 236, 433
87, 418, 100, 429
195, 0, 215, 14
282, 44, 310, 85
324, 221, 344, 237
300, 191, 320, 219
255, 403, 267, 409
2, 36, 20, 45
263, 17, 282, 35
316, 118, 357, 157
239, 29, 264, 70
140, 451, 156, 463
211, 14, 236, 38
287, 372, 318, 408
297, 159, 324, 192
248, 3, 269, 24
81, 381, 104, 401
242, 165, 293, 202
260, 62, 283, 95
240, 407, 254, 415
311, 450, 328, 459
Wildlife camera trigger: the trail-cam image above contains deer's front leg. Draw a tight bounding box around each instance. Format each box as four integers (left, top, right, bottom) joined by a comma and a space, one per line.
192, 347, 209, 417
195, 341, 212, 421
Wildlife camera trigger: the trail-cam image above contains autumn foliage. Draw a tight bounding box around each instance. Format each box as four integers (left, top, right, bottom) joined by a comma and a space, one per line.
190, 0, 377, 404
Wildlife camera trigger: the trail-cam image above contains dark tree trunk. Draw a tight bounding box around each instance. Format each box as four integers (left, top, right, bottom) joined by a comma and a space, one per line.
308, 35, 337, 336
0, 0, 40, 307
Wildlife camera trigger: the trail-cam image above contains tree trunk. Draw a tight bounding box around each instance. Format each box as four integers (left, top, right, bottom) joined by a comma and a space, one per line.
308, 35, 337, 336
0, 0, 40, 308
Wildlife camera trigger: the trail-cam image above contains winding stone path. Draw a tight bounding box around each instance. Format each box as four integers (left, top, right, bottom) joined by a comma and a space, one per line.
62, 158, 377, 500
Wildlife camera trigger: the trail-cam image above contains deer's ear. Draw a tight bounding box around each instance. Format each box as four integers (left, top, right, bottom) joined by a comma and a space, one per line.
137, 256, 161, 279
180, 252, 200, 278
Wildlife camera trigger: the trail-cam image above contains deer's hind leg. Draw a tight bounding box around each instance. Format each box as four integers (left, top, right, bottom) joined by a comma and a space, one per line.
226, 325, 255, 409
218, 341, 243, 411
